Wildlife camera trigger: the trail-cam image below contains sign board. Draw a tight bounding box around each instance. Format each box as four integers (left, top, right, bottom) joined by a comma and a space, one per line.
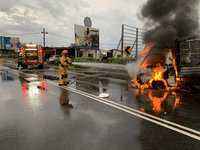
75, 24, 99, 50
0, 36, 20, 50
0, 36, 4, 49
124, 46, 131, 55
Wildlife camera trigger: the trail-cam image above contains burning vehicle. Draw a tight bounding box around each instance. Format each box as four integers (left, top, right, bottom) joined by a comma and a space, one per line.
134, 0, 200, 91
133, 37, 200, 90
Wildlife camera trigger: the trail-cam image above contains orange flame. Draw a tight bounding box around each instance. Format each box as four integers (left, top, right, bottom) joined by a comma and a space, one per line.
141, 61, 148, 69
133, 47, 183, 90
140, 44, 155, 69
132, 47, 181, 113
171, 48, 181, 86
134, 89, 181, 113
171, 92, 180, 110
148, 91, 180, 113
132, 78, 149, 89
133, 63, 168, 90
149, 64, 169, 89
135, 44, 169, 90
140, 44, 154, 57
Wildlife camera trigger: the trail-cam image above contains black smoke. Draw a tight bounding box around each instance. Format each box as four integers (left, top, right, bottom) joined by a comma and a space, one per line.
140, 0, 200, 47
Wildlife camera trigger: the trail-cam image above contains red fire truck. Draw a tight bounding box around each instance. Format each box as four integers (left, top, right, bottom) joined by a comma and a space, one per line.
19, 44, 44, 69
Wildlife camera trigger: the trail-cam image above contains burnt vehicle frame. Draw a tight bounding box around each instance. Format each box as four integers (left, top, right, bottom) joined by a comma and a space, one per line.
136, 37, 200, 89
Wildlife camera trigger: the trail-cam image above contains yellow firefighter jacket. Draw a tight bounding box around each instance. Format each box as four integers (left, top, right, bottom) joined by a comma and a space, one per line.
59, 56, 71, 69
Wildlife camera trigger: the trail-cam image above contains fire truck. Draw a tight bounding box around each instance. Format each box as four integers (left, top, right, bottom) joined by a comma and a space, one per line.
19, 44, 44, 69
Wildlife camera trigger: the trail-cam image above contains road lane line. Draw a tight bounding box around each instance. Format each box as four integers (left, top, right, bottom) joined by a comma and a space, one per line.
70, 88, 200, 136
47, 80, 200, 136
68, 86, 200, 136
47, 80, 200, 141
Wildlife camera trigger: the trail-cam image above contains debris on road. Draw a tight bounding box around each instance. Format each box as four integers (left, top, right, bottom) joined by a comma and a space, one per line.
98, 93, 109, 98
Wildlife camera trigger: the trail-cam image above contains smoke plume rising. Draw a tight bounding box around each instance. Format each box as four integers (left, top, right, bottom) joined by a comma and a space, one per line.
125, 57, 145, 78
140, 0, 200, 47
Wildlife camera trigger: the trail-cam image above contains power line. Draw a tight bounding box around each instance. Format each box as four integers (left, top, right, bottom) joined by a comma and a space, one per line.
3, 32, 40, 36
101, 42, 118, 45
48, 33, 74, 40
48, 34, 118, 46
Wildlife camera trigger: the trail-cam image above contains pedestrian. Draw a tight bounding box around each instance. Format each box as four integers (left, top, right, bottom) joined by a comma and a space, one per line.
59, 50, 71, 86
18, 52, 23, 70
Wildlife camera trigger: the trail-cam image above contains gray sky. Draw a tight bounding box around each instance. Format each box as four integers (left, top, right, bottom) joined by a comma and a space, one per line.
0, 0, 147, 49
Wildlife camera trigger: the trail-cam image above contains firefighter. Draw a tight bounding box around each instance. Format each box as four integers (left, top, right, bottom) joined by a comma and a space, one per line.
59, 50, 71, 86
17, 52, 23, 70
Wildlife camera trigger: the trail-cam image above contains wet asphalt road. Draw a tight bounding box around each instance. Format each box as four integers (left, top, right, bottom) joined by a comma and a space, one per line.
0, 64, 200, 150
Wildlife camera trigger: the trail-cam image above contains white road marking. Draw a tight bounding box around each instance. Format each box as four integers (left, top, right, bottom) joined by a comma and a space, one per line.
70, 87, 200, 136
47, 80, 200, 141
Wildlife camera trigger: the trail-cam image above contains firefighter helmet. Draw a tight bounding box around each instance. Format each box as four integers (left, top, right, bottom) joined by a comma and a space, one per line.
62, 50, 68, 54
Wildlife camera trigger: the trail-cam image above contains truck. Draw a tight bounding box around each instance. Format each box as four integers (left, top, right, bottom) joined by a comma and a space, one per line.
135, 36, 200, 89
19, 44, 44, 69
175, 37, 200, 78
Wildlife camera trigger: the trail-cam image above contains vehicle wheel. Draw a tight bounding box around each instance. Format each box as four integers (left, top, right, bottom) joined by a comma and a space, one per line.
151, 80, 166, 89
23, 65, 28, 69
38, 65, 44, 69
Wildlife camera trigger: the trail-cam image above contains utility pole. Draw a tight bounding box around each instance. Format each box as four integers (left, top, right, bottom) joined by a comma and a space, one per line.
41, 28, 48, 47
121, 24, 124, 57
135, 28, 138, 58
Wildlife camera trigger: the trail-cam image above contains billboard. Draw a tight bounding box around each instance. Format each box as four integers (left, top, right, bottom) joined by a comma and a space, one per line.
0, 36, 5, 49
0, 36, 20, 50
75, 24, 99, 49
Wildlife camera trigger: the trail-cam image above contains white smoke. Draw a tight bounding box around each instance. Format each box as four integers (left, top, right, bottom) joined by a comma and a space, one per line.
125, 57, 145, 78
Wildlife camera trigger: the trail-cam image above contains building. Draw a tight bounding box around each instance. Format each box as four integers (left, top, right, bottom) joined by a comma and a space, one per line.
43, 45, 76, 60
0, 36, 20, 56
79, 49, 121, 58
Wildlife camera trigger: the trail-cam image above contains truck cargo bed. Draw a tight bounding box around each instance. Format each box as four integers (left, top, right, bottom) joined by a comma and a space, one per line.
178, 67, 200, 77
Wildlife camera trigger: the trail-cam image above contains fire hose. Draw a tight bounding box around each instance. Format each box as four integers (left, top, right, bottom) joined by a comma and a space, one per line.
68, 71, 108, 86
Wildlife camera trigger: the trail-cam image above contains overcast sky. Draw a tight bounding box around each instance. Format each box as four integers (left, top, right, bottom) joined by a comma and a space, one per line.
0, 0, 148, 49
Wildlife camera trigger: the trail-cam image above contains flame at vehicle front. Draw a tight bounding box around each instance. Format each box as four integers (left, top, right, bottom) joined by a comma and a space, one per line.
149, 64, 169, 89
132, 45, 180, 90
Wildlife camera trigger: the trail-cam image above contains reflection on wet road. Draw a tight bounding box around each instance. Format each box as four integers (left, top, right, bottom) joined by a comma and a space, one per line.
0, 69, 15, 82
19, 74, 47, 110
63, 68, 200, 133
134, 89, 179, 115
134, 88, 200, 131
0, 65, 199, 149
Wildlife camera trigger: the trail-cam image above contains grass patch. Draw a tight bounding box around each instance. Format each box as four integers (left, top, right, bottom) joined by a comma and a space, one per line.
108, 57, 136, 64
68, 64, 87, 69
73, 57, 102, 63
0, 56, 18, 59
54, 57, 137, 65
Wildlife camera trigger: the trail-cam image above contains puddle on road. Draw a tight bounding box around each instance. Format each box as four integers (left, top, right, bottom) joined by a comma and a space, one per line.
133, 88, 200, 132
18, 72, 72, 116
0, 69, 15, 82
134, 89, 176, 116
76, 81, 107, 93
134, 88, 200, 119
17, 72, 47, 111
71, 69, 130, 82
18, 69, 200, 121
74, 76, 128, 103
19, 72, 47, 96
